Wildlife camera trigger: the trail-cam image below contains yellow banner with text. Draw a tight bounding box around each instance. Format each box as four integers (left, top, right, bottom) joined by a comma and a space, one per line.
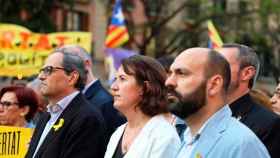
0, 24, 92, 78
0, 126, 33, 158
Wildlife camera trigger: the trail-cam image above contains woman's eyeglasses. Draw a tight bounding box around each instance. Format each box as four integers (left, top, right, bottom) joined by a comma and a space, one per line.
0, 101, 19, 107
39, 66, 67, 76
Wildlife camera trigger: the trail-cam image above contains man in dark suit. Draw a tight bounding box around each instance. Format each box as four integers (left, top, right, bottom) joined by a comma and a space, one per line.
55, 45, 125, 139
25, 51, 107, 158
218, 43, 280, 158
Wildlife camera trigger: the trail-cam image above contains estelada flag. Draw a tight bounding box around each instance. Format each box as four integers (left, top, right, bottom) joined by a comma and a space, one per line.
105, 0, 129, 48
207, 20, 223, 49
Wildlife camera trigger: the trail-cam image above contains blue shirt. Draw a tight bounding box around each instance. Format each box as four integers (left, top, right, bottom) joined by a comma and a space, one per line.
25, 121, 35, 128
176, 105, 270, 158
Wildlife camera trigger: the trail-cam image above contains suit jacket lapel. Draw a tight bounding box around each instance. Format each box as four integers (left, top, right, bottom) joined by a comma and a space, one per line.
190, 106, 232, 158
26, 112, 50, 157
34, 93, 84, 157
229, 93, 252, 120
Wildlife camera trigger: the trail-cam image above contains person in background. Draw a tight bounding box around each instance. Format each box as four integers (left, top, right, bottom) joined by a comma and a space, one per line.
157, 55, 175, 75
218, 43, 280, 158
157, 55, 186, 139
27, 78, 48, 124
25, 50, 107, 158
0, 85, 38, 128
55, 45, 125, 139
270, 83, 280, 115
166, 47, 269, 158
105, 55, 180, 158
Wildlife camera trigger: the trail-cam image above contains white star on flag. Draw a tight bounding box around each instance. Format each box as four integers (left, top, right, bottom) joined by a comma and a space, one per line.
114, 9, 124, 22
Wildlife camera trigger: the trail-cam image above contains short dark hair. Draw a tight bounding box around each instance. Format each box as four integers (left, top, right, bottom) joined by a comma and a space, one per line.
54, 51, 87, 90
157, 55, 175, 73
121, 55, 168, 116
0, 85, 39, 121
205, 50, 231, 93
222, 43, 259, 88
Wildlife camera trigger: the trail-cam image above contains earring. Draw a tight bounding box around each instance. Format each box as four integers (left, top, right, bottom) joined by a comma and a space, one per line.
20, 113, 25, 116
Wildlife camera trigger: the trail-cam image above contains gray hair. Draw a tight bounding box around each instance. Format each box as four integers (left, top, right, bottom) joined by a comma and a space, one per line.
206, 50, 231, 93
55, 45, 92, 62
54, 51, 87, 90
222, 43, 260, 89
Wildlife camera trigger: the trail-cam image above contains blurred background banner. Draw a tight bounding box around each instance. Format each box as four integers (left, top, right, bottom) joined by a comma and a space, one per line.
105, 48, 137, 84
0, 24, 31, 33
0, 126, 33, 158
0, 23, 91, 78
105, 48, 136, 70
104, 0, 131, 84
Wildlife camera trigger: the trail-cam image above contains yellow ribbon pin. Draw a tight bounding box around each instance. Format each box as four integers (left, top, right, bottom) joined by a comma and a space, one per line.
53, 118, 64, 131
17, 73, 23, 80
195, 153, 202, 158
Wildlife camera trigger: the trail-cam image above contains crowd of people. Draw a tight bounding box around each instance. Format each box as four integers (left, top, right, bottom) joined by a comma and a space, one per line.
0, 43, 279, 158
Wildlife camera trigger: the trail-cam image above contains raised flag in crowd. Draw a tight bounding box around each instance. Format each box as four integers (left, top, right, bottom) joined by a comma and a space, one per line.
105, 0, 129, 48
207, 20, 223, 49
105, 0, 135, 84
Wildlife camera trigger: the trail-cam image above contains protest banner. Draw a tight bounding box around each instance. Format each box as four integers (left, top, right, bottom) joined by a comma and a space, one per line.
0, 126, 33, 158
0, 24, 91, 78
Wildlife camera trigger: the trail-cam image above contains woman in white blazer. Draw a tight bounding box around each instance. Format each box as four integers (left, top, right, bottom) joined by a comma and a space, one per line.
105, 55, 181, 158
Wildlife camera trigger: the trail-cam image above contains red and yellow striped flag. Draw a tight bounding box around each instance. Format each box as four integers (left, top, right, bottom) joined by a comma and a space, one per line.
105, 0, 129, 48
208, 20, 223, 49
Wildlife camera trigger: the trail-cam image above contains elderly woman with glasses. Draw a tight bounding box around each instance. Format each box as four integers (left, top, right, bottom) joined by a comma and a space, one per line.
0, 85, 39, 128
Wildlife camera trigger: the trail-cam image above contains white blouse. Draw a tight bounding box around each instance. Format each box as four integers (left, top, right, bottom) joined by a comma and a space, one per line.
104, 114, 181, 158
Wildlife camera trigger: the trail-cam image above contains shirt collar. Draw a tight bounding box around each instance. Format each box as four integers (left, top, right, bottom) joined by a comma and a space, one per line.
183, 105, 230, 145
175, 117, 186, 125
184, 119, 207, 146
47, 91, 79, 116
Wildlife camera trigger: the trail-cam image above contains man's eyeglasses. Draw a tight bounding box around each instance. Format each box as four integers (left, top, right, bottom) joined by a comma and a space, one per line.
39, 66, 67, 76
0, 101, 19, 107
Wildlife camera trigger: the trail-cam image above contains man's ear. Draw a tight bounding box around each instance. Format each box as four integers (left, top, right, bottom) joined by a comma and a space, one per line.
84, 59, 92, 68
68, 71, 80, 87
207, 75, 223, 96
240, 66, 256, 81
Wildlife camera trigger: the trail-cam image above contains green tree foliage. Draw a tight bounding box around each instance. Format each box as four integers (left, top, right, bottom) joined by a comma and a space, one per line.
106, 0, 280, 81
0, 0, 74, 33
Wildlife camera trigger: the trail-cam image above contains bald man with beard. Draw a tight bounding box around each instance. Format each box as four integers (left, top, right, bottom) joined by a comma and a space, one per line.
166, 48, 269, 158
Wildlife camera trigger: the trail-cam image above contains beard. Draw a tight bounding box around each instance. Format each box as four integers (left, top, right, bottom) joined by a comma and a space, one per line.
167, 80, 207, 120
228, 71, 241, 94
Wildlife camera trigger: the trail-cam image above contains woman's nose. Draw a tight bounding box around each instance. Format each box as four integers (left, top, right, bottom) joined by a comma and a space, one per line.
111, 80, 118, 91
